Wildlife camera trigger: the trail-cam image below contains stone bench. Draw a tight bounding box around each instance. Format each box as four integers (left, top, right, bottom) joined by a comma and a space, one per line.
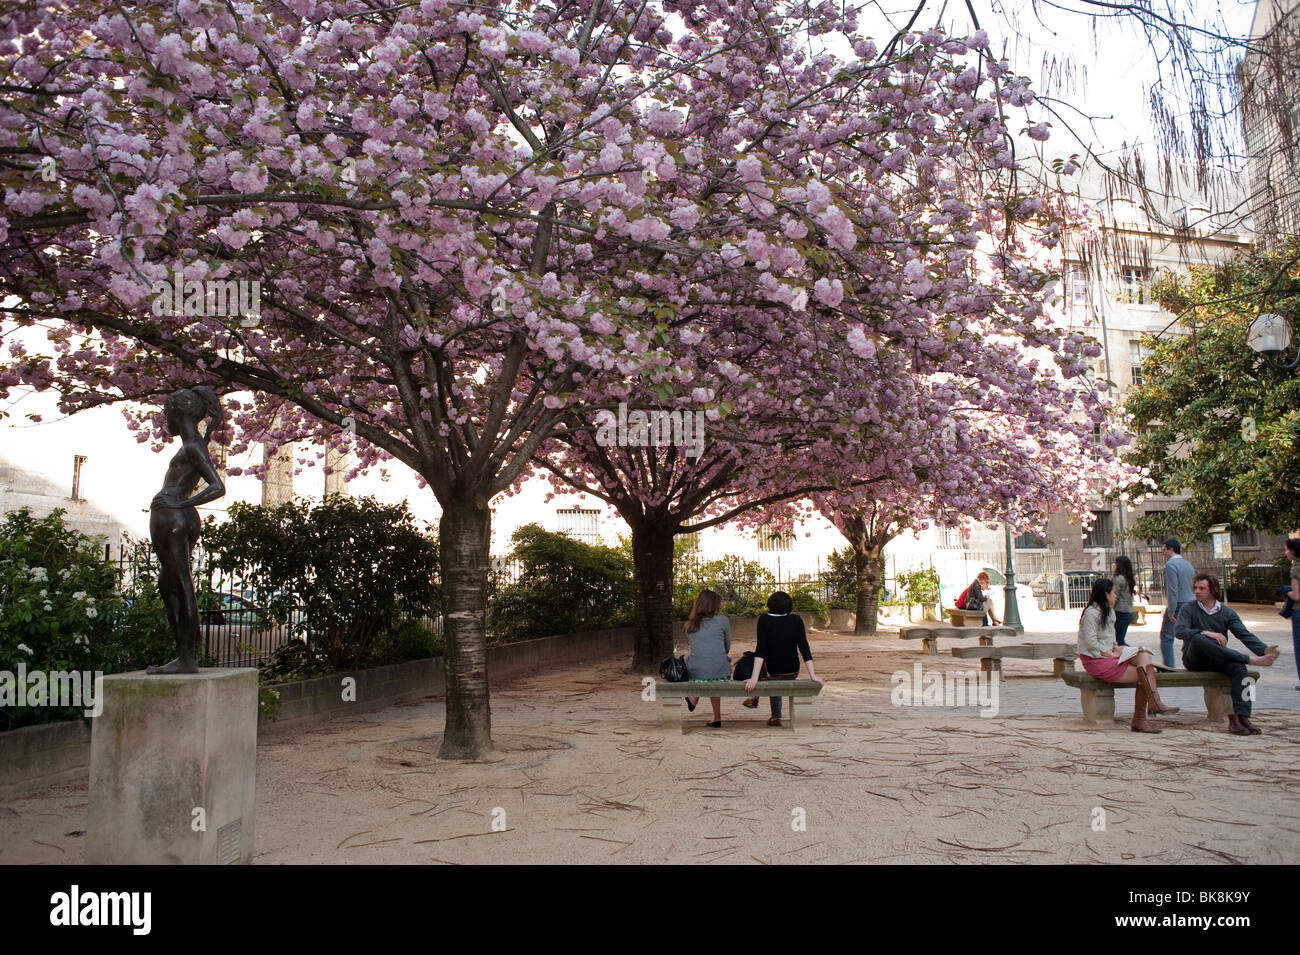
1131, 605, 1164, 626
655, 680, 823, 733
1060, 668, 1259, 724
951, 643, 1077, 677
945, 607, 989, 627
899, 625, 1017, 656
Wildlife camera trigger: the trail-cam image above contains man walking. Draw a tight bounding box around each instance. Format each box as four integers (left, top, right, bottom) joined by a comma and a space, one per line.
1160, 538, 1195, 668
1177, 573, 1279, 735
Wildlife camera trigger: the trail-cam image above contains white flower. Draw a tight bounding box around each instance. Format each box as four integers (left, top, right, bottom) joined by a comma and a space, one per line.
74, 635, 88, 647
85, 607, 98, 619
43, 602, 53, 611
28, 567, 48, 582
59, 568, 72, 579
16, 643, 33, 655
71, 591, 87, 601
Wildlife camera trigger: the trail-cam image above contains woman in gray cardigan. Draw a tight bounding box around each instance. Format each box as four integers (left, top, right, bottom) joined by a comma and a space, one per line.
684, 589, 731, 727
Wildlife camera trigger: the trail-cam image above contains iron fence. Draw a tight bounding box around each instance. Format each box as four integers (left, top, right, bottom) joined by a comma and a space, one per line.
112, 538, 442, 668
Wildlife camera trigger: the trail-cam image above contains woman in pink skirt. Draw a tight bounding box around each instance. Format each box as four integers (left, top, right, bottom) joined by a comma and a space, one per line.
1077, 578, 1179, 733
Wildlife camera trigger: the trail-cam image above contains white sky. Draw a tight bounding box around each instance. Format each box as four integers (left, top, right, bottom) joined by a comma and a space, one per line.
844, 0, 1258, 161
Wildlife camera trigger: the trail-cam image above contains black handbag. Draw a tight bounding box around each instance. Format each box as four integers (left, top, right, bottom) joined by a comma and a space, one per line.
659, 654, 689, 682
732, 651, 768, 682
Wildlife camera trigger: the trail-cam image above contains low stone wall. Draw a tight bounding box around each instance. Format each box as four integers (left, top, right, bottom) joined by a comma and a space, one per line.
269, 626, 634, 726
673, 612, 830, 644
0, 626, 636, 794
0, 719, 92, 798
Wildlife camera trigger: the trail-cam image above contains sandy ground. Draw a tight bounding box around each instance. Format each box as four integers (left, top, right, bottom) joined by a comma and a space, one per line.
4, 608, 1299, 864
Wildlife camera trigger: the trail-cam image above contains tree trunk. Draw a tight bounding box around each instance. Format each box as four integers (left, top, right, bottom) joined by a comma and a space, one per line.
631, 523, 677, 672
438, 497, 493, 759
854, 543, 884, 636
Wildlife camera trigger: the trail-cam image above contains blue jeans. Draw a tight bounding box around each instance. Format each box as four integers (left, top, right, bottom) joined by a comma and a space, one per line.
1114, 610, 1134, 647
1160, 602, 1189, 668
766, 670, 798, 718
1292, 613, 1299, 683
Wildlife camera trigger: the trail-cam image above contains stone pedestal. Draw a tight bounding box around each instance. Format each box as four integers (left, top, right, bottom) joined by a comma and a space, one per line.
87, 668, 257, 865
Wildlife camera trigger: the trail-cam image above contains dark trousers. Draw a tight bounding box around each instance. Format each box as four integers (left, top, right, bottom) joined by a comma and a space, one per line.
1114, 610, 1135, 646
1182, 632, 1253, 716
764, 670, 798, 718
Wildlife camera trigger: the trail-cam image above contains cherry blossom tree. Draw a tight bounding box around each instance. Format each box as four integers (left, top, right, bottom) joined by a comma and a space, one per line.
1, 0, 1119, 755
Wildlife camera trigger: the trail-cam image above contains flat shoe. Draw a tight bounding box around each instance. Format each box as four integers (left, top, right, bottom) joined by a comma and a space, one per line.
741, 697, 759, 708
706, 720, 721, 728
685, 699, 696, 712
767, 717, 781, 726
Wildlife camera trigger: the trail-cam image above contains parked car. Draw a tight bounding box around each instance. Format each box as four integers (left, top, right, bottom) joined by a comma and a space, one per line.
200, 592, 262, 627
200, 591, 300, 664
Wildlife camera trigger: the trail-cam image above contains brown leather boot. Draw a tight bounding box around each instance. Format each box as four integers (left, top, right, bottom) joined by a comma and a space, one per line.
1228, 714, 1253, 735
1131, 681, 1161, 733
1139, 664, 1180, 716
1238, 715, 1262, 735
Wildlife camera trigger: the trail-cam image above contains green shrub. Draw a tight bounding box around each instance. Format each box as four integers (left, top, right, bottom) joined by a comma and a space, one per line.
202, 496, 439, 671
898, 567, 941, 605
0, 510, 172, 731
789, 584, 828, 617
486, 525, 634, 643
823, 547, 859, 610
675, 553, 776, 618
380, 617, 445, 660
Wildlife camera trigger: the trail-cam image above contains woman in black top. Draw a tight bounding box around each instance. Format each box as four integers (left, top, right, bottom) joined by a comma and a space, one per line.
742, 591, 823, 726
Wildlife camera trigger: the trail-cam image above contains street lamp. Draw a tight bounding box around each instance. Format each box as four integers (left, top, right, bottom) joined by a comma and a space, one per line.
1003, 523, 1024, 634
1247, 312, 1299, 372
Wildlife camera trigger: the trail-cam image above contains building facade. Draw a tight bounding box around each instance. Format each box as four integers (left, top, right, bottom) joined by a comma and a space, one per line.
1238, 0, 1300, 249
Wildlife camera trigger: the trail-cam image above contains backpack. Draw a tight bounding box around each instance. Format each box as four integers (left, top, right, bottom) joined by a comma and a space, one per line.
956, 586, 970, 609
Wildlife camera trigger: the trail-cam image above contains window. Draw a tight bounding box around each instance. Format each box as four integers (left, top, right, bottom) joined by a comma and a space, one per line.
1064, 266, 1088, 310
71, 454, 87, 501
1119, 266, 1149, 305
1084, 510, 1114, 548
1014, 531, 1047, 549
556, 508, 600, 545
757, 527, 794, 552
1129, 340, 1149, 386
938, 526, 967, 549
1231, 527, 1259, 548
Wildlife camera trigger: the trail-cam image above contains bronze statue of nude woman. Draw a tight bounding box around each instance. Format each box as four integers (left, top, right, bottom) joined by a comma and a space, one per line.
147, 386, 225, 674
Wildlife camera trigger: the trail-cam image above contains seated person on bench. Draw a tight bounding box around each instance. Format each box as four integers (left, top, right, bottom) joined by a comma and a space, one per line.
1077, 577, 1178, 734
1177, 573, 1280, 736
742, 591, 823, 727
961, 572, 1001, 626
